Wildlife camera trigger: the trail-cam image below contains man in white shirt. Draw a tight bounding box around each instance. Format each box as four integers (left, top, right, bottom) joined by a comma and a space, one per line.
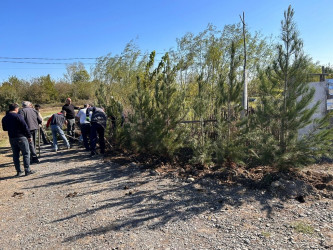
76, 104, 91, 151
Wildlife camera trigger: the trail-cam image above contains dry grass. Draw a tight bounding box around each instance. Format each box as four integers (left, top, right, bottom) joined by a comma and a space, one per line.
0, 106, 60, 151
0, 112, 9, 148
291, 220, 315, 234
0, 106, 61, 176
39, 106, 63, 121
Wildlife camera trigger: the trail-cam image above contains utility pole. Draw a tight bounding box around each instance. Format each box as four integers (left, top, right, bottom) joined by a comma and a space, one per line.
240, 12, 247, 113
321, 66, 326, 82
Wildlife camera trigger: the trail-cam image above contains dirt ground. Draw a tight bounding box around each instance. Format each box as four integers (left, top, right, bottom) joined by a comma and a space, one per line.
0, 141, 332, 249
104, 148, 333, 199
1, 140, 332, 205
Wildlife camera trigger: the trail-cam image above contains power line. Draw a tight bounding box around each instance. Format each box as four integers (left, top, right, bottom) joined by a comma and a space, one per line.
0, 60, 96, 65
0, 52, 167, 61
0, 57, 98, 60
0, 52, 168, 66
0, 68, 67, 70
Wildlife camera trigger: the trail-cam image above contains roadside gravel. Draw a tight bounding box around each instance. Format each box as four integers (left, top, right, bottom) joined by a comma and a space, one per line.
0, 145, 332, 249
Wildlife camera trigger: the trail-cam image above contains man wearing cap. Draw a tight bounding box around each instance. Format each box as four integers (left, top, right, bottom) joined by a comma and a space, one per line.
2, 103, 36, 176
62, 98, 79, 143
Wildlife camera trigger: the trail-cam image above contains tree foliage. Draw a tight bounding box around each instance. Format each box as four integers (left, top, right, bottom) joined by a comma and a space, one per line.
127, 51, 186, 157
1, 7, 331, 169
246, 6, 333, 169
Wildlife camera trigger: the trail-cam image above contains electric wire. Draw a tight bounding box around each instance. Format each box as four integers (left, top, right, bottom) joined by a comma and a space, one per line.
0, 60, 96, 65
0, 52, 166, 62
0, 52, 167, 69
0, 57, 97, 60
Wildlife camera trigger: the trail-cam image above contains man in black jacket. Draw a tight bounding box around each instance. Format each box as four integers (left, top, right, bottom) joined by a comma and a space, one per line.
90, 107, 107, 157
62, 98, 79, 142
2, 103, 36, 176
19, 101, 42, 163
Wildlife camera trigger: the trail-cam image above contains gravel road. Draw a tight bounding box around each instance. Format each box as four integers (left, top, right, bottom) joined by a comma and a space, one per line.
0, 144, 332, 249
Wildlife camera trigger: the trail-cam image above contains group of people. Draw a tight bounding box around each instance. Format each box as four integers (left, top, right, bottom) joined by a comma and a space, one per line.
46, 98, 107, 157
2, 102, 42, 176
1, 97, 108, 177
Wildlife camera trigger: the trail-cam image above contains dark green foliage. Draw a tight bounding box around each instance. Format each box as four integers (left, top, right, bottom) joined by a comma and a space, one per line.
247, 6, 333, 169
1, 7, 330, 172
94, 80, 125, 142
128, 52, 186, 157
190, 74, 215, 165
214, 41, 246, 166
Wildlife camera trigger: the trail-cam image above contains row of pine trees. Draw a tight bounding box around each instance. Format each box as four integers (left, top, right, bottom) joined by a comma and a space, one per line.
1, 6, 332, 169
98, 6, 332, 169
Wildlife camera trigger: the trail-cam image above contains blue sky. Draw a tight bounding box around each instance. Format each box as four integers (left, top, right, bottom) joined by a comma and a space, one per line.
0, 0, 332, 82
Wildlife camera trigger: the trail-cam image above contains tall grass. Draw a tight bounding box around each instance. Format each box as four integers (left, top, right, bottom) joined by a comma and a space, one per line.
0, 107, 61, 148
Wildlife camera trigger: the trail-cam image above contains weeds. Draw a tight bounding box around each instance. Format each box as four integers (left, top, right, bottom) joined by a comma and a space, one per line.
292, 221, 314, 234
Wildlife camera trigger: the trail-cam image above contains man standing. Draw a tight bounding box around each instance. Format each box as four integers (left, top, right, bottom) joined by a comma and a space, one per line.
90, 107, 107, 157
76, 104, 91, 151
34, 104, 51, 145
46, 110, 70, 152
62, 98, 79, 143
2, 103, 36, 176
19, 101, 42, 163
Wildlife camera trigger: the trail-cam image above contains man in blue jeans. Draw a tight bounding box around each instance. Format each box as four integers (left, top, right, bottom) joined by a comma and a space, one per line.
2, 103, 36, 176
46, 110, 70, 152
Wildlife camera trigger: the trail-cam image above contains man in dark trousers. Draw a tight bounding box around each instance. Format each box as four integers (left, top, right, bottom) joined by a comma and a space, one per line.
46, 110, 70, 152
62, 97, 79, 143
76, 104, 91, 151
19, 101, 42, 164
2, 103, 36, 176
34, 104, 51, 145
90, 107, 107, 157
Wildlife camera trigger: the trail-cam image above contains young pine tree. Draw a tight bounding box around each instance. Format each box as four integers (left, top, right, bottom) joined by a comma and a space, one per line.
94, 81, 124, 142
248, 5, 333, 169
215, 41, 245, 166
190, 73, 215, 165
128, 52, 186, 157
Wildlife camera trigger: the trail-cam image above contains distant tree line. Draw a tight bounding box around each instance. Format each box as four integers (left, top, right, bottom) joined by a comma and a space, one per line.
1, 5, 332, 169
0, 62, 96, 110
